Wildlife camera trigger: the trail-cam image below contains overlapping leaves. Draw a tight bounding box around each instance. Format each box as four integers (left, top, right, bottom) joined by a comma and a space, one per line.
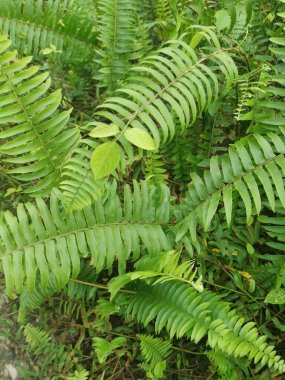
0, 181, 170, 296
0, 35, 79, 195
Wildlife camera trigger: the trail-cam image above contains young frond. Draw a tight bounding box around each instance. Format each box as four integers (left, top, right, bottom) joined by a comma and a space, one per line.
0, 35, 80, 196
89, 31, 238, 178
138, 334, 172, 367
24, 323, 75, 373
0, 181, 170, 296
175, 127, 285, 247
120, 281, 285, 373
67, 369, 90, 380
92, 336, 126, 363
0, 0, 97, 62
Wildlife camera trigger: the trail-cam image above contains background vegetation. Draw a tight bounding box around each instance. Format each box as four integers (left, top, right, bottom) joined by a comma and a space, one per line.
1, 0, 285, 379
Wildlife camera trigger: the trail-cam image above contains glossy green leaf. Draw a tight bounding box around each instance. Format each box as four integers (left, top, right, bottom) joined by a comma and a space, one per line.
124, 127, 156, 150
89, 123, 120, 138
91, 142, 121, 179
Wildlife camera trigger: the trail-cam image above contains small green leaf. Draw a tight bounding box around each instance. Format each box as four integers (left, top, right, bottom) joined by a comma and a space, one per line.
265, 289, 285, 304
215, 10, 231, 32
246, 243, 255, 255
124, 128, 156, 150
91, 142, 121, 179
89, 123, 120, 138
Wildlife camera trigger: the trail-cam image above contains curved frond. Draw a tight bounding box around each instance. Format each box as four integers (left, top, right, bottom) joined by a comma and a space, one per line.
0, 35, 80, 196
121, 281, 285, 373
90, 32, 238, 175
0, 0, 97, 62
0, 181, 171, 296
175, 127, 285, 246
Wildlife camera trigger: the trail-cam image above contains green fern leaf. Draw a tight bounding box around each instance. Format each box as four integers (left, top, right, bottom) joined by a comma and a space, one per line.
92, 336, 126, 363
60, 139, 103, 212
0, 181, 170, 296
175, 127, 285, 247
138, 334, 172, 366
0, 0, 97, 62
120, 281, 285, 373
90, 31, 238, 176
0, 35, 80, 196
96, 0, 152, 91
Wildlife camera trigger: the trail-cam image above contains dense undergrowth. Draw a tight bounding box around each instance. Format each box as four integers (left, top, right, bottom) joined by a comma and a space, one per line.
1, 0, 285, 379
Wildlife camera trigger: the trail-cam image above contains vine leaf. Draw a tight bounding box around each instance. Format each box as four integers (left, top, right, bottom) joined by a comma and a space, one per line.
124, 128, 156, 150
91, 142, 121, 179
89, 124, 120, 138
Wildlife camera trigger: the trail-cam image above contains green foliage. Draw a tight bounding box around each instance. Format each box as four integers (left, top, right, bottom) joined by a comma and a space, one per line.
90, 31, 238, 176
0, 34, 79, 196
0, 0, 97, 62
138, 334, 172, 379
96, 0, 151, 91
0, 181, 170, 296
92, 336, 126, 363
120, 281, 285, 372
1, 0, 285, 379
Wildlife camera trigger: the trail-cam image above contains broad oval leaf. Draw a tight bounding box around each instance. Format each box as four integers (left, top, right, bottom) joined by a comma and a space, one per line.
89, 123, 120, 138
265, 289, 285, 305
124, 127, 156, 151
215, 10, 231, 32
91, 142, 121, 179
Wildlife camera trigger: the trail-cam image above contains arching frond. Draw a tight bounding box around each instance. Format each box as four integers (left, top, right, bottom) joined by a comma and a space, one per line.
0, 181, 171, 296
175, 127, 285, 247
0, 0, 97, 62
119, 281, 285, 373
0, 35, 80, 196
90, 31, 238, 177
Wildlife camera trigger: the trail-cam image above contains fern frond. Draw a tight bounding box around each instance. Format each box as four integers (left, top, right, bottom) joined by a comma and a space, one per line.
175, 127, 285, 246
24, 323, 75, 373
96, 0, 151, 91
0, 35, 80, 196
92, 336, 126, 363
0, 181, 170, 296
138, 334, 172, 373
109, 250, 204, 299
142, 150, 168, 183
90, 32, 238, 175
60, 139, 103, 212
259, 214, 285, 251
119, 281, 285, 373
67, 369, 90, 380
0, 0, 97, 62
18, 274, 61, 322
